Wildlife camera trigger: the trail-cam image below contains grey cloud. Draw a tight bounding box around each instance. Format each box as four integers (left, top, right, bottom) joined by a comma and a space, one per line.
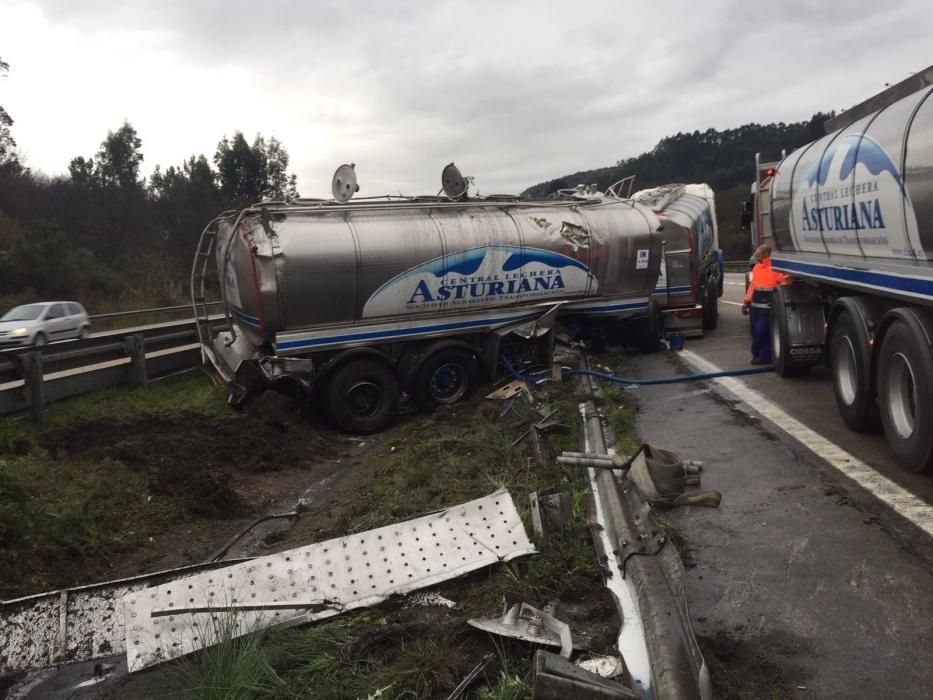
12, 0, 933, 195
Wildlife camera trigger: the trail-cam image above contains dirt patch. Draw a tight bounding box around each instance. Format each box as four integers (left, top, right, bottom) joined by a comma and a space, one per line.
699, 629, 812, 699
0, 392, 368, 598
37, 394, 338, 519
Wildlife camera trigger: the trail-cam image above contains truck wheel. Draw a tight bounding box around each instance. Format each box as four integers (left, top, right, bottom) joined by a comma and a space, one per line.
413, 348, 478, 412
326, 360, 400, 434
702, 283, 719, 331
637, 298, 664, 353
829, 311, 878, 432
772, 289, 809, 378
877, 320, 933, 472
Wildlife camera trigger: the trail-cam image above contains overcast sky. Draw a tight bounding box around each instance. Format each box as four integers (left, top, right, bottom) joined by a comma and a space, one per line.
1, 0, 931, 196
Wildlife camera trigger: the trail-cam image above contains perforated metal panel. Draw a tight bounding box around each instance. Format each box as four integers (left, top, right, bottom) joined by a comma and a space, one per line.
123, 489, 534, 671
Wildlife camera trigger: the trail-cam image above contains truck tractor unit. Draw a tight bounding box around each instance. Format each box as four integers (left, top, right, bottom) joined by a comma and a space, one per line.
633, 183, 724, 336
745, 66, 933, 472
192, 165, 665, 433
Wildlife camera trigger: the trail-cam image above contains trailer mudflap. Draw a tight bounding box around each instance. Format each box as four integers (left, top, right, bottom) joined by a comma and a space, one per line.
777, 283, 826, 367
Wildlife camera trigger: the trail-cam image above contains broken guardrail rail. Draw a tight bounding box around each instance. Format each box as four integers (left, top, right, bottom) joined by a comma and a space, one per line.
581, 398, 712, 699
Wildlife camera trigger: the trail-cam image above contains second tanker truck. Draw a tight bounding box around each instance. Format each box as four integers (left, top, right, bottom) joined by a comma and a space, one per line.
192, 165, 666, 433
745, 66, 933, 473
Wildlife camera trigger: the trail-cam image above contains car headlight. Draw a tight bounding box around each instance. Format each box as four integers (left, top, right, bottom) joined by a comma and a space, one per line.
10, 328, 28, 337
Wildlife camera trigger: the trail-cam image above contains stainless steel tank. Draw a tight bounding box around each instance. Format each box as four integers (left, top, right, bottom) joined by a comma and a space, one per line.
632, 184, 719, 307
769, 83, 933, 265
214, 195, 663, 354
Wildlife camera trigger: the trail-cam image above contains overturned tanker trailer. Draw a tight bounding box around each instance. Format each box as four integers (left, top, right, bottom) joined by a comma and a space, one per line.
192, 165, 664, 433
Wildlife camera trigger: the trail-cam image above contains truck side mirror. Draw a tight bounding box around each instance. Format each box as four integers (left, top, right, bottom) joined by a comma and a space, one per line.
740, 200, 753, 231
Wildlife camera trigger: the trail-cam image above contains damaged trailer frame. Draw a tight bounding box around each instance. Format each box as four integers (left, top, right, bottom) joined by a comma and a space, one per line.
192, 169, 666, 434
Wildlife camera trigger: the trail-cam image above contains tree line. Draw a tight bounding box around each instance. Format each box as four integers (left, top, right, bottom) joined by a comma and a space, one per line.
522, 113, 833, 258
0, 57, 300, 309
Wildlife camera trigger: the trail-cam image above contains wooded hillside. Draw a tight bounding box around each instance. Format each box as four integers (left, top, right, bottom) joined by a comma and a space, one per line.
523, 113, 833, 258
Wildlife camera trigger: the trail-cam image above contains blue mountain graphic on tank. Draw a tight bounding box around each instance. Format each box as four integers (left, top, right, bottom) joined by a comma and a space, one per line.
803, 134, 903, 190
424, 247, 590, 278
362, 245, 596, 317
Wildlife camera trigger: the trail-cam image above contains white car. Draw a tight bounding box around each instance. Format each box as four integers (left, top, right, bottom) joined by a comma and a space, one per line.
0, 301, 92, 347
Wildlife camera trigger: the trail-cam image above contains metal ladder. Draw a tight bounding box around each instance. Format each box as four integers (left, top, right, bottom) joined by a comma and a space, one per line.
190, 220, 219, 357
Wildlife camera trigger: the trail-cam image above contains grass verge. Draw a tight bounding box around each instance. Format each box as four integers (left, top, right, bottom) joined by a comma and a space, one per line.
0, 373, 232, 597
167, 357, 644, 699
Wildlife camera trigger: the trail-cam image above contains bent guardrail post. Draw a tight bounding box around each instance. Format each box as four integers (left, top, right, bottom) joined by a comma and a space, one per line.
124, 334, 147, 390
18, 351, 47, 425
582, 400, 710, 700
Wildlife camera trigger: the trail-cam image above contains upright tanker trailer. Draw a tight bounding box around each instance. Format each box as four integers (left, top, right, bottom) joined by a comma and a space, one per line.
746, 66, 933, 472
192, 166, 665, 433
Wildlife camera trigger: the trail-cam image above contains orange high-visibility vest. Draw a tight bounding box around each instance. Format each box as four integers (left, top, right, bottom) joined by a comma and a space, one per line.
744, 257, 790, 303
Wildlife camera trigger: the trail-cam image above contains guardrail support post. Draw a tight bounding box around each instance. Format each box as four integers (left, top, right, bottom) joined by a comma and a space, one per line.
19, 352, 47, 425
124, 334, 148, 390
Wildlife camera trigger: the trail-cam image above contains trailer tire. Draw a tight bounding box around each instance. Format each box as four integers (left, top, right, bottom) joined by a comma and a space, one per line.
702, 282, 719, 331
829, 311, 878, 432
877, 320, 933, 473
637, 298, 664, 353
413, 348, 478, 412
326, 360, 400, 434
772, 288, 810, 378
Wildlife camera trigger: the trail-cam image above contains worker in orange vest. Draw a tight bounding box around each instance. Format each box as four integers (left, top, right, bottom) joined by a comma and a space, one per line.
742, 245, 790, 364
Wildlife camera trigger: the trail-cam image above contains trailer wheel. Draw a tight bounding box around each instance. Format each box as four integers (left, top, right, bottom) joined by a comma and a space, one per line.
413, 348, 478, 412
702, 282, 719, 331
829, 311, 878, 432
637, 298, 664, 353
877, 320, 933, 472
772, 288, 810, 378
326, 360, 400, 434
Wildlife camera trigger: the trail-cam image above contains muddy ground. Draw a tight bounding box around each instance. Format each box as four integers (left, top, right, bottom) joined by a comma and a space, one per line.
0, 391, 384, 598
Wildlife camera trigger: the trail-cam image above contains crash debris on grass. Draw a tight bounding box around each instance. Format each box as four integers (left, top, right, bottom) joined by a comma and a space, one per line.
123, 488, 535, 671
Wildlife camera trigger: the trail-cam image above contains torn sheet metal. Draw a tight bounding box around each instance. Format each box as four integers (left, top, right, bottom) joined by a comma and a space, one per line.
0, 560, 247, 675
485, 380, 526, 400
123, 488, 535, 672
468, 601, 576, 658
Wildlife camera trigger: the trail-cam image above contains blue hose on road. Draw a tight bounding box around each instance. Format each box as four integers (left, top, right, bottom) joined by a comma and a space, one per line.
500, 355, 774, 386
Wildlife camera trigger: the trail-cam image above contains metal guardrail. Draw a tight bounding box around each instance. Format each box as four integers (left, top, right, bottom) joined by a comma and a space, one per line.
89, 301, 222, 323
0, 316, 220, 422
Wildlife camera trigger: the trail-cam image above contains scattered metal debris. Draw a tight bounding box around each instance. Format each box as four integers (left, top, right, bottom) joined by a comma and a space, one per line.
557, 451, 626, 469
0, 559, 249, 675
124, 488, 535, 672
576, 654, 626, 679
533, 650, 637, 699
207, 510, 300, 561
626, 445, 721, 508
529, 490, 572, 537
486, 379, 527, 401
468, 599, 576, 658
404, 592, 457, 609
447, 653, 494, 700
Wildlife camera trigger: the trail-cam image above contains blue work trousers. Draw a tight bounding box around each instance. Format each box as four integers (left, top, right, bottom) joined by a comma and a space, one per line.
751, 310, 771, 362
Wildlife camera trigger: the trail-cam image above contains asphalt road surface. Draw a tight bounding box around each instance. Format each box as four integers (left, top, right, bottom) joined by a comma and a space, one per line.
625, 273, 933, 697
694, 273, 933, 527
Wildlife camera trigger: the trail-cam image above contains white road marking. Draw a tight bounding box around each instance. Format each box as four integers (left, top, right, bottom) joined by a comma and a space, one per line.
722, 301, 744, 306
724, 282, 744, 286
680, 349, 933, 539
